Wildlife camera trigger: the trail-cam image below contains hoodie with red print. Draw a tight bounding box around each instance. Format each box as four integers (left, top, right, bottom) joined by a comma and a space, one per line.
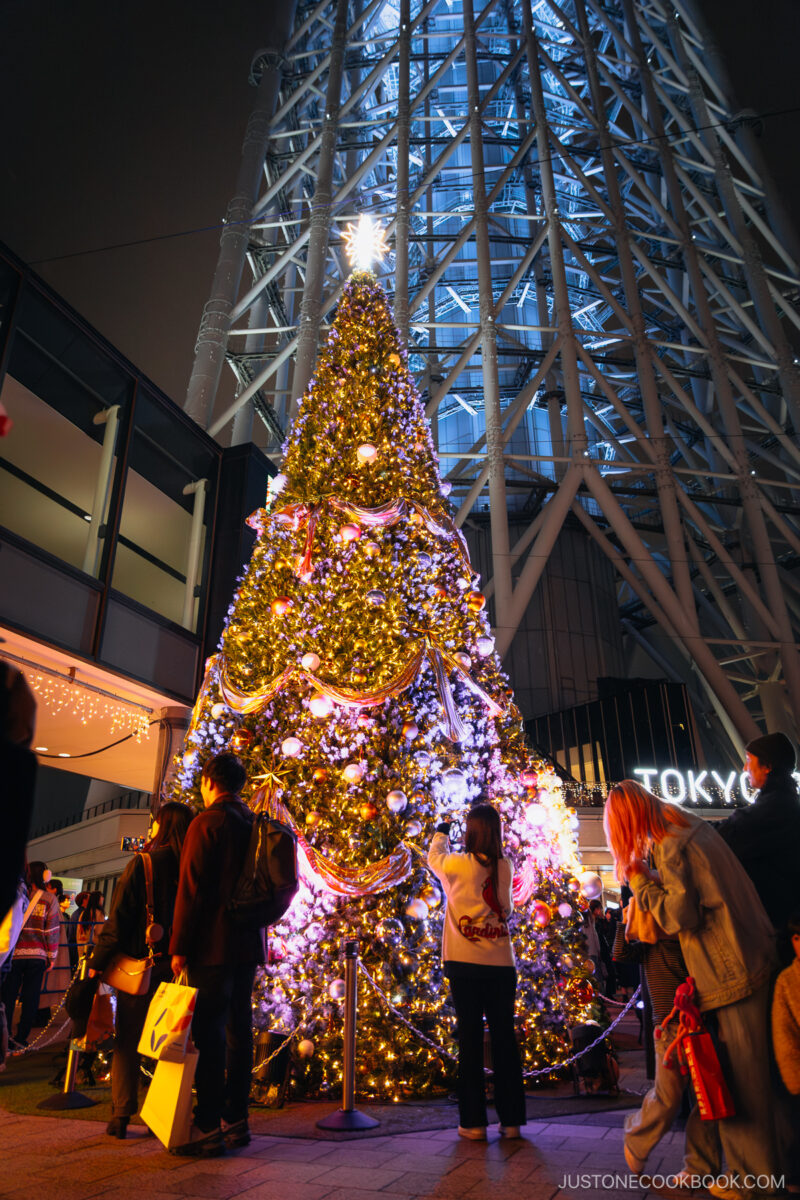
428, 831, 515, 967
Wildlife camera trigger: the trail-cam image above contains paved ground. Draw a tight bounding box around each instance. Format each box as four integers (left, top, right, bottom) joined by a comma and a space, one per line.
0, 1105, 691, 1200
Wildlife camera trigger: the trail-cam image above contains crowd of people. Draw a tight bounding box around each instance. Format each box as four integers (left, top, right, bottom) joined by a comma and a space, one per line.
2, 653, 800, 1195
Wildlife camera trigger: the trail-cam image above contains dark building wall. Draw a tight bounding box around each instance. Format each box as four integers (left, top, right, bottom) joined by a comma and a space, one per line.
463, 519, 625, 720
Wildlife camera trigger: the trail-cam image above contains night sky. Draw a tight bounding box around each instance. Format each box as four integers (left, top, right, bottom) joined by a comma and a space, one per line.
1, 0, 798, 421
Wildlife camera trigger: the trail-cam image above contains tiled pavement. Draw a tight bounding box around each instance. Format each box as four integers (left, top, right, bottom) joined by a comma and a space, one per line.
0, 1106, 691, 1200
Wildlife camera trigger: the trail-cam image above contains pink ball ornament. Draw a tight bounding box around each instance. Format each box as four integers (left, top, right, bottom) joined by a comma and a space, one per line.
297, 1039, 315, 1059
301, 652, 321, 672
476, 636, 494, 657
454, 651, 472, 669
520, 768, 538, 788
558, 902, 573, 919
211, 702, 226, 719
579, 871, 604, 900
356, 443, 378, 465
342, 761, 366, 783
281, 736, 303, 758
309, 693, 334, 718
340, 523, 362, 544
533, 902, 551, 927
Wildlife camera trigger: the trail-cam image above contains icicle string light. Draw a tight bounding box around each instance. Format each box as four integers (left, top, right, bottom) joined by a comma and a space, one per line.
3, 652, 152, 741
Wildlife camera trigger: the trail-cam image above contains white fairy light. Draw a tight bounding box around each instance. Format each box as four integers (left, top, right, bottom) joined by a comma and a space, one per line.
343, 214, 389, 271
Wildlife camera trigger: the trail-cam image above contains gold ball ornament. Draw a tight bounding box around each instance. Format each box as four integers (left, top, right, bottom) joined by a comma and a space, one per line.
312, 767, 328, 783
420, 885, 441, 909
402, 722, 419, 740
305, 811, 321, 827
230, 729, 253, 751
364, 541, 381, 558
388, 352, 401, 369
466, 591, 486, 612
360, 800, 379, 821
271, 596, 293, 616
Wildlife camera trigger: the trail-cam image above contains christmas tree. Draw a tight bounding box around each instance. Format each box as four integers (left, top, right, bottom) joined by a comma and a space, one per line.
171, 231, 595, 1099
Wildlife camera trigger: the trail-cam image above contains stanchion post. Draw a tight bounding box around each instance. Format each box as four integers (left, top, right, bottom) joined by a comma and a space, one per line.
316, 939, 379, 1131
38, 958, 99, 1110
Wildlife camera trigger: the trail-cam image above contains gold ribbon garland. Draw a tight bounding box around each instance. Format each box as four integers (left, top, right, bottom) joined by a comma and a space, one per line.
251, 784, 413, 896
215, 636, 504, 740
247, 493, 472, 576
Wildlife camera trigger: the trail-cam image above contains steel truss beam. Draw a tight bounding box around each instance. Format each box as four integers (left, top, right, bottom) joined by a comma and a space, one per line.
185, 0, 800, 751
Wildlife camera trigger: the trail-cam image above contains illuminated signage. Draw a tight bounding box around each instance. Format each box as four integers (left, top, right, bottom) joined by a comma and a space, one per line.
633, 767, 800, 806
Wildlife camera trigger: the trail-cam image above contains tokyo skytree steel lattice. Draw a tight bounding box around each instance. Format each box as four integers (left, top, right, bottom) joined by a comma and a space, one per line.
183, 0, 800, 762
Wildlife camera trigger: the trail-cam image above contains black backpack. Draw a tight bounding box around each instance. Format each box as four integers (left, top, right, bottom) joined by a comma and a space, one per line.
228, 811, 299, 930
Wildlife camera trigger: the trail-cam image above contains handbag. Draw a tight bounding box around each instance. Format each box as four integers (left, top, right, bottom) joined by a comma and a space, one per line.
658, 976, 736, 1121
140, 1045, 199, 1149
101, 853, 163, 996
624, 896, 664, 945
137, 973, 197, 1061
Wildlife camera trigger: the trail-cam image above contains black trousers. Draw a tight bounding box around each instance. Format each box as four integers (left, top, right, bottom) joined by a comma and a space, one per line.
2, 958, 47, 1043
448, 968, 526, 1129
188, 962, 258, 1130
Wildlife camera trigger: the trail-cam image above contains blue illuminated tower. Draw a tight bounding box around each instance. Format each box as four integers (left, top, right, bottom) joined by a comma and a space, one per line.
184, 0, 800, 764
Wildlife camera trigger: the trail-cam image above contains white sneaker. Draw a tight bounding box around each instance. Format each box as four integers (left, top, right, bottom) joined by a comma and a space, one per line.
458, 1125, 487, 1140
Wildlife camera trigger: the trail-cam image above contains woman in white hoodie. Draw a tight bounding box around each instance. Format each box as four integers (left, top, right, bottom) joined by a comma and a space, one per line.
428, 802, 526, 1140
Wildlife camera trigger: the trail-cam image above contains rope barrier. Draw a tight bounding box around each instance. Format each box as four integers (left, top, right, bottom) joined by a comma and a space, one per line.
358, 961, 642, 1079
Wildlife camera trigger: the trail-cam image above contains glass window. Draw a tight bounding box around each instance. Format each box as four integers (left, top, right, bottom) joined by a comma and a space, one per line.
111, 388, 217, 631
0, 283, 131, 577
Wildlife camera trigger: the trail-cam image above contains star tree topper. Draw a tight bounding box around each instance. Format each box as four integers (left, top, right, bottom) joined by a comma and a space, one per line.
343, 213, 390, 272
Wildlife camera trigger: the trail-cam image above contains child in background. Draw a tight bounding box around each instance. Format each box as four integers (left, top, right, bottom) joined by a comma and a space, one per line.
771, 913, 800, 1193
613, 897, 719, 1182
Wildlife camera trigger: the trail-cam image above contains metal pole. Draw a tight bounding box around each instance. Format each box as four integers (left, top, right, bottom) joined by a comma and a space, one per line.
82, 405, 119, 577
181, 478, 208, 631
316, 940, 379, 1131
290, 0, 349, 421
38, 957, 98, 1110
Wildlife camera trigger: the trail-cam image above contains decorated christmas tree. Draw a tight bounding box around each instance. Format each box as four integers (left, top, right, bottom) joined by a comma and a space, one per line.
170, 225, 596, 1099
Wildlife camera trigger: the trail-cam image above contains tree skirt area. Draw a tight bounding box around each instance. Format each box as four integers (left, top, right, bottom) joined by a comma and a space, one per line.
0, 1044, 640, 1140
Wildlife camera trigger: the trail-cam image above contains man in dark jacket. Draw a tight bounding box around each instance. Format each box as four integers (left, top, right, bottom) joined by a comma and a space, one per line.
717, 731, 800, 954
170, 753, 264, 1156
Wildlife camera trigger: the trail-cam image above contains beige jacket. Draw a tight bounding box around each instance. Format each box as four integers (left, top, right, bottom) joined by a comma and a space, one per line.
630, 809, 775, 1011
772, 958, 800, 1094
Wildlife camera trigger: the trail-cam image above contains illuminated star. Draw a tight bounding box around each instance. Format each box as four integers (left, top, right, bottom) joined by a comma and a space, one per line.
343, 213, 390, 271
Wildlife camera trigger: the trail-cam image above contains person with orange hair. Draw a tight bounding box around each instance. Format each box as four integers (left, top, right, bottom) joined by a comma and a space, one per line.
604, 780, 778, 1200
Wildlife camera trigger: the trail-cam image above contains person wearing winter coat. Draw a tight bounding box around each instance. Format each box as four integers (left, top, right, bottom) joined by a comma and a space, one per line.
87, 802, 194, 1139
1, 861, 61, 1048
771, 912, 800, 1192
604, 780, 778, 1200
428, 802, 526, 1141
717, 731, 800, 955
612, 900, 719, 1182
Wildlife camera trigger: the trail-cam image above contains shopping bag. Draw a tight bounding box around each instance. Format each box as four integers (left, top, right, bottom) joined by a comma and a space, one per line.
682, 1030, 735, 1120
659, 976, 735, 1121
140, 1046, 198, 1149
137, 977, 197, 1061
73, 987, 115, 1051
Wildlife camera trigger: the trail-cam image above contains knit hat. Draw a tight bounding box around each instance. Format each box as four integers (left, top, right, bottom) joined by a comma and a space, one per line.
745, 731, 796, 773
